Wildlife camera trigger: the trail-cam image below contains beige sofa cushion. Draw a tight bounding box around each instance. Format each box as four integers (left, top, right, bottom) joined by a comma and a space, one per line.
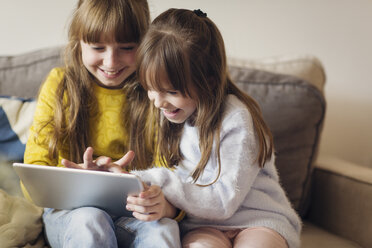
0, 47, 63, 98
301, 222, 362, 248
309, 157, 372, 248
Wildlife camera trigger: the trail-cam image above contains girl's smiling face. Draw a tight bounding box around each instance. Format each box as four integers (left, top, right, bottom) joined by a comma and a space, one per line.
80, 39, 137, 88
147, 78, 197, 124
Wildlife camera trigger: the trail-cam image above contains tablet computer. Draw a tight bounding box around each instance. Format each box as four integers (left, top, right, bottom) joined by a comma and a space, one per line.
13, 163, 144, 216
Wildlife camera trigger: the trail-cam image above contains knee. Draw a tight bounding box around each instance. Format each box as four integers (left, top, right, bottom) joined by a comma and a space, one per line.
135, 218, 181, 247
182, 227, 231, 248
68, 207, 115, 235
44, 207, 117, 248
70, 207, 112, 225
138, 218, 179, 237
160, 218, 179, 228
66, 208, 116, 246
157, 218, 179, 233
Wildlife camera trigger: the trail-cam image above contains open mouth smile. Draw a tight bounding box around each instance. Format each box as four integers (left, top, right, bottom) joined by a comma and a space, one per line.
162, 108, 180, 118
99, 68, 125, 78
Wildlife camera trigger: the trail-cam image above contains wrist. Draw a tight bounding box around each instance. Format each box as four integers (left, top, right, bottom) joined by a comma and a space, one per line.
164, 199, 177, 218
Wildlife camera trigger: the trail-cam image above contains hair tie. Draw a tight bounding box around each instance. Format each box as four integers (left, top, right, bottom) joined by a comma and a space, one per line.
193, 9, 207, 18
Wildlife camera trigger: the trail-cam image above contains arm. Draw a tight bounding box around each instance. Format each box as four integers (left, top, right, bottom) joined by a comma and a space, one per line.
24, 68, 66, 166
22, 68, 63, 199
132, 109, 261, 220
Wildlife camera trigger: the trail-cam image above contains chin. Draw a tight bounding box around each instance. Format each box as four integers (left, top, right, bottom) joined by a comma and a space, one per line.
167, 119, 187, 124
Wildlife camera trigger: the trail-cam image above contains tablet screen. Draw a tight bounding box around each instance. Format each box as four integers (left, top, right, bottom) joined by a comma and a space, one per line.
13, 163, 144, 216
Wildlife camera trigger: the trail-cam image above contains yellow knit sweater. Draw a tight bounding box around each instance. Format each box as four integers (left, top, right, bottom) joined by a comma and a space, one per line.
24, 68, 129, 166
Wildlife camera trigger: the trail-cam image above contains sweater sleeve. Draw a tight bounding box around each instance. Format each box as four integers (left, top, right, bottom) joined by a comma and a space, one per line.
24, 68, 65, 166
132, 108, 262, 221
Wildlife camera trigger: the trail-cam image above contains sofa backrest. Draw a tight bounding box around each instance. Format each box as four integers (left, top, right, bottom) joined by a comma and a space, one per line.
0, 47, 63, 98
0, 47, 326, 217
229, 63, 325, 217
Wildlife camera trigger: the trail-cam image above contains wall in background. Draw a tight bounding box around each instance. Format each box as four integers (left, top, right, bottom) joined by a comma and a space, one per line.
1, 0, 371, 167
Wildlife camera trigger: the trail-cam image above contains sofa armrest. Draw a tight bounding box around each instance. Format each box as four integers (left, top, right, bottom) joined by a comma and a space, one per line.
307, 156, 372, 248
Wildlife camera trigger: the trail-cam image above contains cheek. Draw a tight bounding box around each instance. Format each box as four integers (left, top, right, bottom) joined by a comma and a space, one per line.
81, 50, 98, 67
81, 53, 89, 67
189, 101, 197, 113
125, 52, 137, 65
185, 99, 197, 116
186, 97, 197, 108
122, 47, 137, 65
147, 91, 154, 101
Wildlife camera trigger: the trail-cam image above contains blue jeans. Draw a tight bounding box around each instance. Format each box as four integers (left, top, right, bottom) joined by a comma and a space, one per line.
43, 207, 181, 248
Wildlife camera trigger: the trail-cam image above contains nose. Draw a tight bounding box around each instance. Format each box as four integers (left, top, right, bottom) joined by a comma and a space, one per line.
103, 49, 118, 68
148, 91, 165, 108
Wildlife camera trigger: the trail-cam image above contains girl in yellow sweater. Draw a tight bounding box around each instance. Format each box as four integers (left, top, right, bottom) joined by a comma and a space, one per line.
24, 0, 181, 247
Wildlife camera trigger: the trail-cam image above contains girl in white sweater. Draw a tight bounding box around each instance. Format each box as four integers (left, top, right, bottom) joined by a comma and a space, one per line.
128, 8, 302, 248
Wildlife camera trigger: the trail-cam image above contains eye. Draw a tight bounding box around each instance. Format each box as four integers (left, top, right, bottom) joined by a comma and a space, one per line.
166, 91, 178, 95
120, 46, 135, 51
91, 46, 104, 51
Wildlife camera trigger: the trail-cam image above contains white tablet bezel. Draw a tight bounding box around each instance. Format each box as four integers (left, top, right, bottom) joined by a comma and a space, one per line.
13, 163, 144, 216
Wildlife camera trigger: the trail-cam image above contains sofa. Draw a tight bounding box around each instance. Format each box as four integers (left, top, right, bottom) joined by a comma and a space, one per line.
0, 46, 370, 248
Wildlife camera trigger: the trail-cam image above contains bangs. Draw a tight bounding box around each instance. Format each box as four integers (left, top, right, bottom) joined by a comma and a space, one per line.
74, 0, 142, 43
139, 32, 192, 96
140, 60, 169, 92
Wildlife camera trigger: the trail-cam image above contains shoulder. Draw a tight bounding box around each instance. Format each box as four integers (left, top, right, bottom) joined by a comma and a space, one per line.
48, 67, 65, 78
39, 67, 65, 95
36, 67, 66, 107
44, 67, 65, 86
221, 95, 253, 131
224, 94, 248, 112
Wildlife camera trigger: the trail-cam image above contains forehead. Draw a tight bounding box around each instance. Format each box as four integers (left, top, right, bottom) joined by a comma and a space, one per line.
138, 43, 190, 96
78, 15, 138, 44
82, 31, 120, 44
85, 34, 136, 45
145, 70, 173, 91
96, 32, 116, 43
75, 0, 144, 44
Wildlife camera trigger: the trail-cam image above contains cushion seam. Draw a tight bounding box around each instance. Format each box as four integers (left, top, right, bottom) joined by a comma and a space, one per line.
0, 55, 61, 71
314, 168, 372, 186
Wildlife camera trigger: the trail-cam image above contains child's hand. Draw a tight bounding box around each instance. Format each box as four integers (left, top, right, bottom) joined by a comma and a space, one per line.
62, 147, 134, 173
126, 184, 177, 221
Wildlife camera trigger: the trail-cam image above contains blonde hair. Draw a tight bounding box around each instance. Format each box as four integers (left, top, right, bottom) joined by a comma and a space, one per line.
137, 8, 273, 184
43, 0, 152, 169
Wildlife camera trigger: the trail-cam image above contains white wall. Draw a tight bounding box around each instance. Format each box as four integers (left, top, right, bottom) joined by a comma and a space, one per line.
1, 0, 371, 167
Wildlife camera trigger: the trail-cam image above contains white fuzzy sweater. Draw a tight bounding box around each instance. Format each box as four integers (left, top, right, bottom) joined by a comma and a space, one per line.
133, 95, 301, 248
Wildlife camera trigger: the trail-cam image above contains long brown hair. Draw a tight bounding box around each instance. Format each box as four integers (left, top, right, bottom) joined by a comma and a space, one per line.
137, 8, 273, 184
42, 0, 152, 169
